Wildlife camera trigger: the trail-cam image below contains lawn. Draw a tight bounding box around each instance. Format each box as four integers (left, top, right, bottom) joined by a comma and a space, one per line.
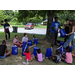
0, 32, 75, 65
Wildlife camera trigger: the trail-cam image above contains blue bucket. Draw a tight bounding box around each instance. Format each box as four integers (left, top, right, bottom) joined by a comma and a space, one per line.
33, 47, 40, 56
12, 46, 18, 55
59, 42, 64, 47
59, 47, 65, 55
45, 48, 52, 57
28, 40, 32, 46
60, 29, 66, 37
34, 38, 38, 44
23, 42, 27, 48
69, 46, 72, 52
22, 46, 28, 56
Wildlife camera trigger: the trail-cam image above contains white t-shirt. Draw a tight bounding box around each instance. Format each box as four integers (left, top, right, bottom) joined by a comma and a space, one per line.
22, 37, 28, 42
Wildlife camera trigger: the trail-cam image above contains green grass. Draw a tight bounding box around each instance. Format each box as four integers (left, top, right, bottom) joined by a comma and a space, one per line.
0, 32, 75, 65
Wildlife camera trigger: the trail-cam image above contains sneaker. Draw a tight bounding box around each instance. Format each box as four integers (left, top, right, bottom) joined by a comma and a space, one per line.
23, 62, 27, 65
26, 59, 29, 65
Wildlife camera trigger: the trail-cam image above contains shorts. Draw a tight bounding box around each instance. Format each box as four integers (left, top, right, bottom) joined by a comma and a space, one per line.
0, 54, 6, 58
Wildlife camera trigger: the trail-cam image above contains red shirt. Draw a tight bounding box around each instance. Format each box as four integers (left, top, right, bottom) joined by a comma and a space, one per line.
24, 52, 31, 60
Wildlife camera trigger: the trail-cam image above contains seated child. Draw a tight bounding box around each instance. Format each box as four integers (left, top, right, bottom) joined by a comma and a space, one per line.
49, 49, 61, 63
36, 49, 43, 62
33, 35, 36, 42
61, 46, 73, 63
0, 40, 11, 58
22, 33, 28, 43
13, 35, 22, 47
23, 47, 33, 61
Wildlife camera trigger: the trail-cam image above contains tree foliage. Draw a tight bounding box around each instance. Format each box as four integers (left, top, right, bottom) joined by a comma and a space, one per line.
17, 10, 75, 39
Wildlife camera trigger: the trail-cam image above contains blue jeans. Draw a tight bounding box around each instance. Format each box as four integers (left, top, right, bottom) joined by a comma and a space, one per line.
63, 33, 75, 49
0, 54, 6, 58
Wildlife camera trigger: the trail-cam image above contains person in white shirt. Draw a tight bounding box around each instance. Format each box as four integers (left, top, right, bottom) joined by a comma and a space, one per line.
22, 33, 28, 43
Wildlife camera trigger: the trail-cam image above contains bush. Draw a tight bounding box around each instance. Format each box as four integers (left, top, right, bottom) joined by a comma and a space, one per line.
8, 22, 22, 25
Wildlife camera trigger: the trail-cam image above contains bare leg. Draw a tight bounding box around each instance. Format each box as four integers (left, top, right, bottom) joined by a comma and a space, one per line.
6, 51, 11, 57
69, 41, 72, 47
72, 54, 75, 57
61, 57, 65, 61
72, 52, 75, 54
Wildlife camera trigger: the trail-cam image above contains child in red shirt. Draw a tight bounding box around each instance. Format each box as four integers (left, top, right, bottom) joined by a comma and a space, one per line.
23, 47, 33, 61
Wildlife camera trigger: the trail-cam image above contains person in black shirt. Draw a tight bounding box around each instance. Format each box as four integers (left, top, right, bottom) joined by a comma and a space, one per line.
4, 19, 10, 41
0, 40, 11, 58
64, 19, 71, 42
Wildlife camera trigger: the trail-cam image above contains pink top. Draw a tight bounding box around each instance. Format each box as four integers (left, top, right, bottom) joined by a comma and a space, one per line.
65, 52, 73, 63
37, 53, 43, 62
13, 38, 19, 45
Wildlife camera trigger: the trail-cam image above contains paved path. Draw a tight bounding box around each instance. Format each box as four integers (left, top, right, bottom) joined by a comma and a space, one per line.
0, 28, 46, 35
0, 28, 75, 39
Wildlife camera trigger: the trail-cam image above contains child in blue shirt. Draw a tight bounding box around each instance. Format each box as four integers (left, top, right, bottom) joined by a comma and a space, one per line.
33, 35, 36, 42
50, 17, 61, 47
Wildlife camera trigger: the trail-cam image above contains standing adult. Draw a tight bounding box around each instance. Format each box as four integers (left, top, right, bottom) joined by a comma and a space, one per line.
50, 17, 61, 47
63, 20, 75, 49
64, 19, 71, 42
4, 19, 10, 41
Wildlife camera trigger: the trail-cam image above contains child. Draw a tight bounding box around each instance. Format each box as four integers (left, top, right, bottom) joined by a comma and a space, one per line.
0, 40, 11, 58
13, 35, 22, 47
61, 46, 73, 63
22, 33, 28, 43
4, 19, 10, 41
36, 49, 43, 62
23, 47, 33, 62
33, 35, 36, 42
49, 49, 61, 63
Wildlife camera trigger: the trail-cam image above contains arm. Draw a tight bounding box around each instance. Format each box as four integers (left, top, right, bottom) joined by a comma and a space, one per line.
52, 55, 57, 57
19, 41, 22, 44
29, 47, 30, 51
66, 26, 75, 36
14, 43, 21, 45
59, 26, 62, 30
52, 27, 58, 32
58, 22, 62, 30
64, 25, 66, 29
6, 48, 8, 53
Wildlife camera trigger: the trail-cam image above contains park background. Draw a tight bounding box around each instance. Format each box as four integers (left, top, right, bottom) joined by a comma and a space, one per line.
0, 10, 75, 65
0, 10, 75, 29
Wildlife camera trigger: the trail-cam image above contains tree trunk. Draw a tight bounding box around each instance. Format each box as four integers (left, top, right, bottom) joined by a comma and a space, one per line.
45, 10, 54, 40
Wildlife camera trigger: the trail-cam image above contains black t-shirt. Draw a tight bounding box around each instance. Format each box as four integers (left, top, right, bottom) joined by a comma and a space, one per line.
4, 23, 10, 28
65, 24, 71, 34
0, 45, 7, 56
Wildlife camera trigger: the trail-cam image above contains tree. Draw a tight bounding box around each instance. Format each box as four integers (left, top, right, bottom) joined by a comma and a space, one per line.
17, 10, 75, 39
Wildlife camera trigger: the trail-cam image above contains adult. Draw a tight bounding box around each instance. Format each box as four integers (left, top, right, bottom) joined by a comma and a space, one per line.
22, 33, 28, 43
0, 40, 11, 58
63, 20, 75, 49
50, 17, 61, 47
64, 19, 71, 42
4, 19, 10, 41
13, 35, 22, 47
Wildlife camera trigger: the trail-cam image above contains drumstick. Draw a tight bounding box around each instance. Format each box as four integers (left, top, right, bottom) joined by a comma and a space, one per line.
29, 44, 36, 48
23, 44, 27, 52
57, 46, 62, 49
